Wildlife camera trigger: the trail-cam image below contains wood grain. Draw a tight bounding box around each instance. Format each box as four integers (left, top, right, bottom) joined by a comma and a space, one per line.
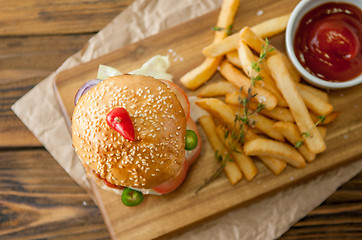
0, 0, 134, 36
0, 149, 109, 239
0, 0, 361, 239
0, 34, 93, 147
54, 0, 362, 239
0, 149, 360, 239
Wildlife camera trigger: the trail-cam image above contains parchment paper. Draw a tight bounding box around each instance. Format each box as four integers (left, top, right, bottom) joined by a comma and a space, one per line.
11, 0, 362, 239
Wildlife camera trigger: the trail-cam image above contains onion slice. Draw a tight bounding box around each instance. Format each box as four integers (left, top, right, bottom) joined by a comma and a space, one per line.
159, 79, 190, 120
74, 79, 101, 105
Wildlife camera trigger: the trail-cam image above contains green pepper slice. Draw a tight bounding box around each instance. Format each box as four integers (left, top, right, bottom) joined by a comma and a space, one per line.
185, 129, 198, 150
121, 188, 144, 206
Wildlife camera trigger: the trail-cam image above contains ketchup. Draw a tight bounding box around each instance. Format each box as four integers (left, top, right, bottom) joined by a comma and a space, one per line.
294, 2, 362, 82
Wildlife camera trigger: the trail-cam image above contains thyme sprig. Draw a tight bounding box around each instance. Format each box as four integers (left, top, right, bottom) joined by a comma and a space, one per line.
212, 24, 235, 36
197, 39, 273, 193
196, 150, 232, 194
294, 115, 326, 148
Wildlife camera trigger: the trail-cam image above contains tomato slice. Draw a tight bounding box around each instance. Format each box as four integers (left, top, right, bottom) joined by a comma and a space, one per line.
151, 118, 201, 194
152, 160, 188, 194
159, 79, 190, 121
185, 117, 202, 166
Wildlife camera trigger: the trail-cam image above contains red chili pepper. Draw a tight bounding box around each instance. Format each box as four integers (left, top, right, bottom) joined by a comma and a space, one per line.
106, 108, 135, 141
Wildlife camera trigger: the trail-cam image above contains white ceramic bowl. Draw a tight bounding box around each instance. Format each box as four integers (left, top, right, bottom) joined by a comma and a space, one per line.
285, 0, 362, 89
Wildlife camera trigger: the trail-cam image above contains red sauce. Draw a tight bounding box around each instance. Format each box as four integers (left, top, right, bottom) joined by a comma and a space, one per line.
294, 2, 362, 82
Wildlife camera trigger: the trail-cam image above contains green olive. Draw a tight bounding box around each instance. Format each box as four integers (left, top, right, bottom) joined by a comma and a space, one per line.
185, 129, 198, 151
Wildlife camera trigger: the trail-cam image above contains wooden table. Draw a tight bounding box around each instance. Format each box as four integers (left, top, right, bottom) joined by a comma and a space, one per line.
0, 1, 361, 239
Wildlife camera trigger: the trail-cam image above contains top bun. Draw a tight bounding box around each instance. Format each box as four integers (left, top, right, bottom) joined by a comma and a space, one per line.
72, 75, 186, 189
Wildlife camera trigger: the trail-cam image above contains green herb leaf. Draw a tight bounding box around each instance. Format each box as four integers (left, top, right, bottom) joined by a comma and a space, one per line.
211, 25, 235, 36
316, 115, 326, 125
294, 140, 304, 148
301, 132, 310, 137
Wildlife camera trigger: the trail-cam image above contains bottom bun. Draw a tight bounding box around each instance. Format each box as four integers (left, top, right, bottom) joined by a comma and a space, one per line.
84, 163, 162, 195
84, 164, 124, 196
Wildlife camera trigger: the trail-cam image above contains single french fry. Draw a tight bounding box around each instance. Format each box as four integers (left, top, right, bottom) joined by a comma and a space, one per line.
203, 33, 239, 57
244, 138, 306, 168
181, 0, 240, 90
279, 53, 300, 82
213, 0, 241, 42
224, 161, 244, 185
195, 98, 258, 142
237, 41, 288, 107
267, 54, 326, 154
226, 51, 242, 68
250, 128, 263, 135
199, 115, 224, 151
298, 83, 329, 102
273, 121, 316, 162
258, 156, 287, 175
317, 126, 327, 139
251, 13, 290, 38
196, 98, 236, 126
216, 125, 258, 181
310, 111, 340, 125
297, 83, 333, 116
239, 26, 278, 56
248, 114, 285, 141
219, 60, 277, 110
229, 105, 285, 141
180, 57, 222, 90
203, 14, 290, 58
225, 91, 294, 122
198, 81, 238, 97
198, 115, 242, 184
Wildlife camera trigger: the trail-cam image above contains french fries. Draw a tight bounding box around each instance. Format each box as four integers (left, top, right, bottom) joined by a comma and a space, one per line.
180, 0, 240, 90
226, 51, 242, 68
229, 105, 285, 141
244, 138, 306, 168
310, 111, 340, 125
225, 91, 294, 122
297, 83, 328, 102
258, 157, 287, 175
219, 60, 277, 110
251, 13, 290, 38
273, 121, 316, 162
195, 98, 236, 127
203, 14, 290, 58
297, 83, 333, 116
198, 81, 238, 97
180, 57, 222, 90
185, 3, 337, 187
203, 34, 239, 58
199, 115, 242, 184
239, 26, 278, 56
318, 126, 327, 139
216, 125, 258, 181
195, 98, 258, 142
267, 54, 326, 154
237, 41, 287, 107
213, 0, 241, 41
280, 53, 300, 82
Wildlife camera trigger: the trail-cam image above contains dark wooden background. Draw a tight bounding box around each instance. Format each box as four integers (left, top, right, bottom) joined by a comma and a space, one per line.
0, 0, 361, 239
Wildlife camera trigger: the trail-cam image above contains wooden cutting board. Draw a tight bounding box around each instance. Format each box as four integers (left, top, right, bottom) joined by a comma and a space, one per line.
54, 0, 362, 239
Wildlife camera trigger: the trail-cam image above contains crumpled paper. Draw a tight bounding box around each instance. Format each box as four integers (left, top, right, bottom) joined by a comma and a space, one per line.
11, 0, 362, 239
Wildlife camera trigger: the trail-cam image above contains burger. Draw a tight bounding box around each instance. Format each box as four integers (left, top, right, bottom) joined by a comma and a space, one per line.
71, 57, 201, 206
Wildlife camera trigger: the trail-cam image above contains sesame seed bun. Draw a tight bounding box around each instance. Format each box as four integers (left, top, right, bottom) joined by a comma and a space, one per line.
72, 75, 186, 190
